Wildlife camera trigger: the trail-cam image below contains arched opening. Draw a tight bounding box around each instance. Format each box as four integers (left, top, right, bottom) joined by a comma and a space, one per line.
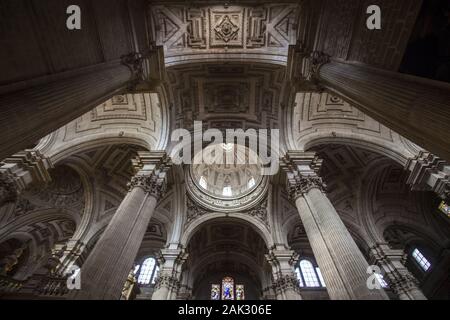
185, 218, 270, 300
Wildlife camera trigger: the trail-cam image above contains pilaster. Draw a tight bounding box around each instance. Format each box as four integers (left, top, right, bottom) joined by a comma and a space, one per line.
265, 248, 302, 300
369, 243, 426, 300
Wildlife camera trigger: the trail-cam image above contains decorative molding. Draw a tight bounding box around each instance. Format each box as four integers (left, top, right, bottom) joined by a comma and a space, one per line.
281, 151, 326, 200
166, 63, 285, 131
369, 243, 426, 300
245, 197, 269, 226
405, 151, 450, 203
272, 274, 301, 294
185, 194, 269, 227
287, 175, 327, 200
308, 51, 330, 81
151, 4, 298, 66
186, 169, 268, 214
128, 152, 172, 200
0, 175, 18, 205
121, 52, 145, 90
154, 273, 180, 291
186, 196, 209, 224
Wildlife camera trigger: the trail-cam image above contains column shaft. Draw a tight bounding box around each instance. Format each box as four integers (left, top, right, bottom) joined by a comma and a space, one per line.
74, 187, 157, 299
72, 151, 170, 300
318, 61, 450, 161
296, 188, 388, 299
266, 249, 302, 300
370, 244, 426, 300
0, 61, 131, 160
152, 248, 187, 300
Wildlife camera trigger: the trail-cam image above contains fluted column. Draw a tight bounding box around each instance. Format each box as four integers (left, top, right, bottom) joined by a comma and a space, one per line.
282, 151, 388, 300
152, 248, 188, 300
312, 56, 450, 161
71, 151, 171, 300
369, 243, 426, 300
0, 55, 142, 160
266, 247, 302, 300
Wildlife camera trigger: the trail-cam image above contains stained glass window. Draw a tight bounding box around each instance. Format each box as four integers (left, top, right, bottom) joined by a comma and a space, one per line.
439, 201, 450, 217
222, 277, 234, 300
210, 277, 244, 300
300, 260, 321, 287
412, 248, 431, 271
211, 284, 220, 300
236, 285, 245, 300
136, 257, 158, 285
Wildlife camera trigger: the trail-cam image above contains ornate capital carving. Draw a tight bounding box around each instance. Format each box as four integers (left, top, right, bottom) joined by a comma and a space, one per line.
389, 273, 421, 296
0, 174, 18, 205
309, 51, 330, 79
154, 274, 180, 291
287, 175, 326, 200
272, 275, 301, 294
121, 45, 165, 92
289, 50, 330, 91
128, 152, 172, 200
128, 173, 167, 200
369, 243, 424, 298
121, 52, 145, 89
281, 151, 326, 200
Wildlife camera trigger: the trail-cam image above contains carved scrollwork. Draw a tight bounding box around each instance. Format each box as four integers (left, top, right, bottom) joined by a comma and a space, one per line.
186, 196, 209, 224
128, 173, 167, 200
287, 175, 327, 200
388, 272, 421, 296
121, 52, 147, 91
154, 273, 180, 291
0, 175, 17, 205
309, 51, 330, 78
245, 197, 269, 226
272, 275, 301, 294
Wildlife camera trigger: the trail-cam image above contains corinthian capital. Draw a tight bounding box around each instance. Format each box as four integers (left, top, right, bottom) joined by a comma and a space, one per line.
287, 175, 326, 200
128, 174, 167, 199
281, 151, 326, 200
128, 151, 172, 200
120, 45, 165, 92
272, 275, 301, 294
0, 174, 18, 205
308, 51, 330, 80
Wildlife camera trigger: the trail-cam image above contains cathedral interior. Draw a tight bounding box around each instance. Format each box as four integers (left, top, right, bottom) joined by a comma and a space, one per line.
0, 0, 450, 301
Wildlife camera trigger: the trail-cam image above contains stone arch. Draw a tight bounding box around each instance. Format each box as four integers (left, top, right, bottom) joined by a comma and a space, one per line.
184, 217, 271, 300
47, 136, 151, 165
303, 134, 413, 167
356, 156, 450, 259
180, 214, 274, 249
0, 208, 77, 280
34, 90, 171, 164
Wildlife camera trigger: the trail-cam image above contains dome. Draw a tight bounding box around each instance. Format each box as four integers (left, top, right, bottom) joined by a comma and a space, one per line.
191, 143, 263, 199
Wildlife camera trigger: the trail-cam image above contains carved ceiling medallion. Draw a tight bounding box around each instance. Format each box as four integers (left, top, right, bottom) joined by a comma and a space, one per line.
214, 15, 239, 43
